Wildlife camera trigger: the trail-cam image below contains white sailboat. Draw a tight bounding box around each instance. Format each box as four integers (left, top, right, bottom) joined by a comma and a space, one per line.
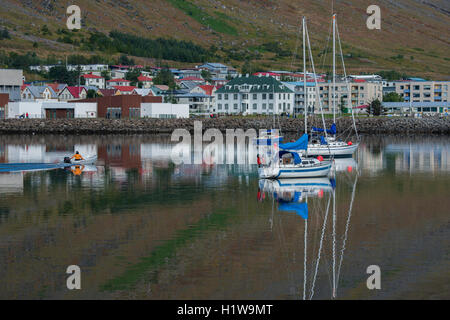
257, 17, 333, 180
258, 133, 332, 179
303, 14, 360, 157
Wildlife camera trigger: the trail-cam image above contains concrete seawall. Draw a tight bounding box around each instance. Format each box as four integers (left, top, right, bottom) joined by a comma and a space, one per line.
0, 117, 449, 135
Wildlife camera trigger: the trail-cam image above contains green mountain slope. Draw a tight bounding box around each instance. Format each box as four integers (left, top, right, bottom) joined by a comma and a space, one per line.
0, 0, 449, 79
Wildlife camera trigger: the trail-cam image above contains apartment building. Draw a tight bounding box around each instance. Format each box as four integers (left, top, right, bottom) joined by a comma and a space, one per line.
318, 80, 383, 114
394, 79, 450, 103
214, 75, 294, 115
283, 82, 317, 115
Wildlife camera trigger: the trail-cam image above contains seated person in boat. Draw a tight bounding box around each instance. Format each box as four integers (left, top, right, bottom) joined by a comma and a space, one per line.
71, 151, 84, 162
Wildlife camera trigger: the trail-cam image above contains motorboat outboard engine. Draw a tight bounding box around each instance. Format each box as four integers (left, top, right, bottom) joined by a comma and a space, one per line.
64, 157, 71, 164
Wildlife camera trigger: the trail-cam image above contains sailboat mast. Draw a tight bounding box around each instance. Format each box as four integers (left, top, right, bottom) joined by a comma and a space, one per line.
303, 17, 307, 135
332, 14, 336, 124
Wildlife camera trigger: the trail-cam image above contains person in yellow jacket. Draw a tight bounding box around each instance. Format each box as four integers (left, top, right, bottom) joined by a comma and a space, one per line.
71, 151, 84, 162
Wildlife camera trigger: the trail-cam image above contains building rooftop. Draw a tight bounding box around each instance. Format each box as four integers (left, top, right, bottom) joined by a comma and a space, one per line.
216, 75, 293, 94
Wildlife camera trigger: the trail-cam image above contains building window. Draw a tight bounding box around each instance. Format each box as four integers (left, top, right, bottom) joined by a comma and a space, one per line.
224, 94, 229, 100
218, 94, 222, 100
253, 94, 257, 99
262, 103, 267, 110
234, 103, 238, 109
269, 103, 274, 110
253, 103, 257, 110
262, 93, 267, 99
225, 104, 229, 110
269, 93, 274, 100
234, 94, 238, 99
218, 104, 222, 110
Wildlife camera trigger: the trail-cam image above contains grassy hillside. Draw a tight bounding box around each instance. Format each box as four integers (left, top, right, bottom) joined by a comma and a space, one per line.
0, 0, 449, 79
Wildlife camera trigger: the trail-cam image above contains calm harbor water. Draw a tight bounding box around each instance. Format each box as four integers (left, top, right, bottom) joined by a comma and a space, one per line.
0, 134, 448, 299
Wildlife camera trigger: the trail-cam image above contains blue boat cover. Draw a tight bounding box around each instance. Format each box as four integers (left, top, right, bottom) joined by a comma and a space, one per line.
278, 151, 302, 164
312, 123, 337, 135
278, 202, 309, 220
279, 134, 309, 150
320, 136, 328, 145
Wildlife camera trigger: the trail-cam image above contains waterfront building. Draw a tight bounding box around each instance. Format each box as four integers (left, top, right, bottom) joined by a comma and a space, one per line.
0, 69, 23, 101
7, 101, 97, 119
190, 85, 221, 113
283, 82, 317, 115
214, 75, 294, 115
141, 103, 189, 119
172, 92, 211, 114
317, 80, 383, 114
393, 79, 450, 103
382, 101, 450, 115
76, 95, 162, 119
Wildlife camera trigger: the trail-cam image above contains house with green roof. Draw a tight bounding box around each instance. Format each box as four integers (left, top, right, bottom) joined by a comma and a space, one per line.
214, 75, 294, 115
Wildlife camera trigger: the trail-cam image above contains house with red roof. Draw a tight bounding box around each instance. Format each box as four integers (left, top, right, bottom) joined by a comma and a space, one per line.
137, 74, 153, 88
46, 83, 68, 94
189, 84, 222, 112
98, 88, 119, 97
82, 73, 105, 89
107, 78, 131, 87
113, 86, 137, 95
58, 86, 88, 101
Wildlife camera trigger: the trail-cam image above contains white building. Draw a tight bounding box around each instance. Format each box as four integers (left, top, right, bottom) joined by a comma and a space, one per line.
7, 101, 97, 118
214, 75, 294, 115
82, 73, 105, 89
141, 103, 189, 119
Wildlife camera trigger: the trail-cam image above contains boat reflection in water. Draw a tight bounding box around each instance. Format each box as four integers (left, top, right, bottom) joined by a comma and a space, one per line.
258, 167, 359, 299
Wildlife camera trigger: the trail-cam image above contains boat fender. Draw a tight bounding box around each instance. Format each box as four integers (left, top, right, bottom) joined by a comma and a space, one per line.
317, 156, 324, 162
348, 141, 353, 146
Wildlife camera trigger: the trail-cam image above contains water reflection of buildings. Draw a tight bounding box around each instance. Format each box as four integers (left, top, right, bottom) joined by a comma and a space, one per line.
386, 143, 449, 173
0, 172, 23, 194
357, 142, 449, 175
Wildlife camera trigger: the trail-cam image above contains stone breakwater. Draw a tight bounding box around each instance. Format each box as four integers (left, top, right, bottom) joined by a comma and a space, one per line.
0, 117, 449, 135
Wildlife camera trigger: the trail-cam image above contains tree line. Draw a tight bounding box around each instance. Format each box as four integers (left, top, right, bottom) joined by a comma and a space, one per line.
80, 31, 212, 63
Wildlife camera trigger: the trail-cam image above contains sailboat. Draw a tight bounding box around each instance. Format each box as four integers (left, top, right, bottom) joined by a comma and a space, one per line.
257, 17, 335, 179
258, 133, 332, 179
301, 14, 360, 157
